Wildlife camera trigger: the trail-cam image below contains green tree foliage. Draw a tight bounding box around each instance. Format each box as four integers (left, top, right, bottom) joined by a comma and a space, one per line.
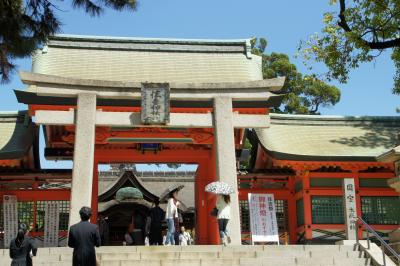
239, 38, 341, 170
300, 0, 400, 94
251, 38, 341, 114
239, 137, 252, 170
0, 0, 137, 83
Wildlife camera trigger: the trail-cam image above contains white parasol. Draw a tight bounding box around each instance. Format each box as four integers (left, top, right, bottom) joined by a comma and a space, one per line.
205, 181, 234, 195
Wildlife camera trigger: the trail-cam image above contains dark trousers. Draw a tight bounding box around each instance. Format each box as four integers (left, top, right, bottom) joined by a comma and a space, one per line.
218, 218, 229, 239
174, 218, 180, 246
149, 224, 163, 245
100, 235, 109, 246
26, 255, 32, 266
174, 231, 180, 246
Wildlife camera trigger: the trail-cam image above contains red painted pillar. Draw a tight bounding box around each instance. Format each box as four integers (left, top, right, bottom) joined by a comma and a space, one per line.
287, 175, 297, 244
32, 182, 38, 232
90, 159, 99, 224
195, 159, 210, 244
302, 170, 313, 241
254, 144, 266, 170
206, 146, 219, 244
195, 153, 219, 244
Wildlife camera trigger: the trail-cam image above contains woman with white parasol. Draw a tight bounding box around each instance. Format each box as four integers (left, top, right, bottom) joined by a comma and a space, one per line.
205, 181, 234, 246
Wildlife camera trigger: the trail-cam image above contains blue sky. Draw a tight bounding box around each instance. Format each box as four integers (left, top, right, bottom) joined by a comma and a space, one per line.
1, 0, 399, 170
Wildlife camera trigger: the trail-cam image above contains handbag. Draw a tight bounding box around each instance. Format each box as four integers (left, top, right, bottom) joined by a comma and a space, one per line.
210, 207, 218, 217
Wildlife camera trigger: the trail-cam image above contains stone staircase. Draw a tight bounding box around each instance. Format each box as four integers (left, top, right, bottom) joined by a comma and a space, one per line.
0, 244, 374, 266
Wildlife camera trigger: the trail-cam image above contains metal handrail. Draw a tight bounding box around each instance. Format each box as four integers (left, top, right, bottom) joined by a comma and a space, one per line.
355, 217, 400, 266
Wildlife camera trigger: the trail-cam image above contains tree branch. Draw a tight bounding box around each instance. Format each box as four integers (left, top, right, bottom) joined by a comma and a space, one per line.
337, 0, 400, 49
367, 39, 400, 49
338, 0, 351, 32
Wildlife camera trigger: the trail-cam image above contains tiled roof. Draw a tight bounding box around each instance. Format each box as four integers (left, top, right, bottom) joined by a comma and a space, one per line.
32, 35, 262, 83
98, 171, 158, 203
255, 113, 400, 161
0, 111, 37, 160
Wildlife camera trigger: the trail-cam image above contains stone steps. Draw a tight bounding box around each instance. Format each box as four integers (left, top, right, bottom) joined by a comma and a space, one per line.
0, 245, 371, 266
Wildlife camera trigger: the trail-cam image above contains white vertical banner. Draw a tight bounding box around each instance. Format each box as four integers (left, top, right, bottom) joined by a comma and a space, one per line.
343, 178, 357, 240
3, 195, 18, 248
248, 193, 279, 244
44, 201, 60, 247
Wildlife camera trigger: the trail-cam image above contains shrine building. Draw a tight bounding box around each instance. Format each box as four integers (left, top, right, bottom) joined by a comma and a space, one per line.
0, 35, 399, 247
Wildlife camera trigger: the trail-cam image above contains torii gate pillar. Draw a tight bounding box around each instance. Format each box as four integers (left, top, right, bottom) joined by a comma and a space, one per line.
68, 93, 97, 226
213, 96, 242, 245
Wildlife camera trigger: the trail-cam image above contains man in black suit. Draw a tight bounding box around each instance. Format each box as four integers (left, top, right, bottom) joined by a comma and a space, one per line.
68, 207, 101, 266
148, 199, 165, 245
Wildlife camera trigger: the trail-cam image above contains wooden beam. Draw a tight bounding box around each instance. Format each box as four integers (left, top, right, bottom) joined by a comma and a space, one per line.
308, 172, 395, 179
0, 190, 70, 201
274, 160, 394, 171
35, 110, 270, 128
238, 189, 291, 199
310, 224, 345, 230
95, 148, 211, 163
309, 224, 400, 231
359, 172, 395, 179
358, 189, 399, 196
308, 190, 343, 196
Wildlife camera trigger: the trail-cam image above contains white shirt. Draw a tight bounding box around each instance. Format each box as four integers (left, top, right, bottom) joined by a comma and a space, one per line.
216, 196, 231, 219
165, 198, 178, 219
179, 231, 192, 246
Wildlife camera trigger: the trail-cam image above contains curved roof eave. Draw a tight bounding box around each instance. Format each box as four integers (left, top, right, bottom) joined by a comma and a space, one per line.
98, 171, 159, 202
0, 111, 38, 161
254, 113, 400, 163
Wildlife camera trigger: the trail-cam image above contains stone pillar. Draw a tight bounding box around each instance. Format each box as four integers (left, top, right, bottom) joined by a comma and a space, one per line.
213, 96, 241, 245
69, 93, 97, 227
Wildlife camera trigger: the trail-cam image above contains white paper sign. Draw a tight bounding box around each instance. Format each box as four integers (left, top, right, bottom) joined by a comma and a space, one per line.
3, 195, 18, 248
44, 201, 60, 247
343, 178, 357, 240
248, 193, 279, 244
